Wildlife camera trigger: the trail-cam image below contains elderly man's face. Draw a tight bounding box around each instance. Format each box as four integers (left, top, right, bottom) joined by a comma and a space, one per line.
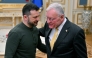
46, 9, 64, 29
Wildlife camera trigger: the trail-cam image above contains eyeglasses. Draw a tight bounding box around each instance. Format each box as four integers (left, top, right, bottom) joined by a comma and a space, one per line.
46, 17, 59, 21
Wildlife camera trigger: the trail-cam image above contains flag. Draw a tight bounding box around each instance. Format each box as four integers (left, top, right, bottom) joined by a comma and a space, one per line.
32, 0, 43, 8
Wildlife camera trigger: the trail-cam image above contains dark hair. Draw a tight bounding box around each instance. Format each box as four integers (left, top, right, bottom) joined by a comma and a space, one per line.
22, 3, 39, 15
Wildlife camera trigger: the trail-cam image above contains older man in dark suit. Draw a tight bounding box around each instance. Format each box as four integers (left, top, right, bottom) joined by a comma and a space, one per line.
39, 3, 88, 58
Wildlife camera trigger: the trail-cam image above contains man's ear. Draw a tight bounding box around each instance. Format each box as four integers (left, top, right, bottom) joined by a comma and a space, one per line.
60, 15, 64, 19
23, 15, 28, 21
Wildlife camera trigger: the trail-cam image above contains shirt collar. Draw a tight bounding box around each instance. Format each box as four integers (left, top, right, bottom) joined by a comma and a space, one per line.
57, 18, 67, 31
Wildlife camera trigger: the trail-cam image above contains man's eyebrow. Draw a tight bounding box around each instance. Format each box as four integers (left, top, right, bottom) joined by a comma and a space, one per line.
33, 15, 39, 18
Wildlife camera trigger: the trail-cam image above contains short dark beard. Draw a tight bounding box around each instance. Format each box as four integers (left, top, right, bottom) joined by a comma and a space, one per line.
27, 18, 35, 28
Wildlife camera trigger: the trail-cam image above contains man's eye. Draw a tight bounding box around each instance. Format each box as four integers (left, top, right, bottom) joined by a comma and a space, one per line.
33, 16, 37, 18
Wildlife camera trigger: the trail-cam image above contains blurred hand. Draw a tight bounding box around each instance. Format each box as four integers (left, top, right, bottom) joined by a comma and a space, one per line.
6, 33, 8, 38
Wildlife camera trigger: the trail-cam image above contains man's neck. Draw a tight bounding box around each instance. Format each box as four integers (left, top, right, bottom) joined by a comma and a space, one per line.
23, 21, 32, 28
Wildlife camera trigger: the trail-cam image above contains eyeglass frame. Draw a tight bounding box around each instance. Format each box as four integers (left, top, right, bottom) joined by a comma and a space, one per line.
46, 14, 64, 21
46, 16, 60, 21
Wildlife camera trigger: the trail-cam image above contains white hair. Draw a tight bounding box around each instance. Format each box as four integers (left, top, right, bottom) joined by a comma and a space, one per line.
46, 3, 65, 17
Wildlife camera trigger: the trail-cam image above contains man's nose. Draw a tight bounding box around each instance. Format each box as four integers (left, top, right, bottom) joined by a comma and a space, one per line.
36, 17, 40, 21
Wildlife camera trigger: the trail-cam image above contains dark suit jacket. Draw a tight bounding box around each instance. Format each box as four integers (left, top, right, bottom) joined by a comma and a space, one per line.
39, 18, 88, 58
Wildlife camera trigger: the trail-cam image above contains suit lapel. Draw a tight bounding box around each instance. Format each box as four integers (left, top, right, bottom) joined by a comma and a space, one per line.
45, 28, 52, 52
52, 19, 71, 51
46, 29, 51, 39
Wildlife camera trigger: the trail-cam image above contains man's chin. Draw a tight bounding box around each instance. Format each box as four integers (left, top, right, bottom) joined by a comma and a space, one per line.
35, 23, 37, 26
49, 26, 54, 29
